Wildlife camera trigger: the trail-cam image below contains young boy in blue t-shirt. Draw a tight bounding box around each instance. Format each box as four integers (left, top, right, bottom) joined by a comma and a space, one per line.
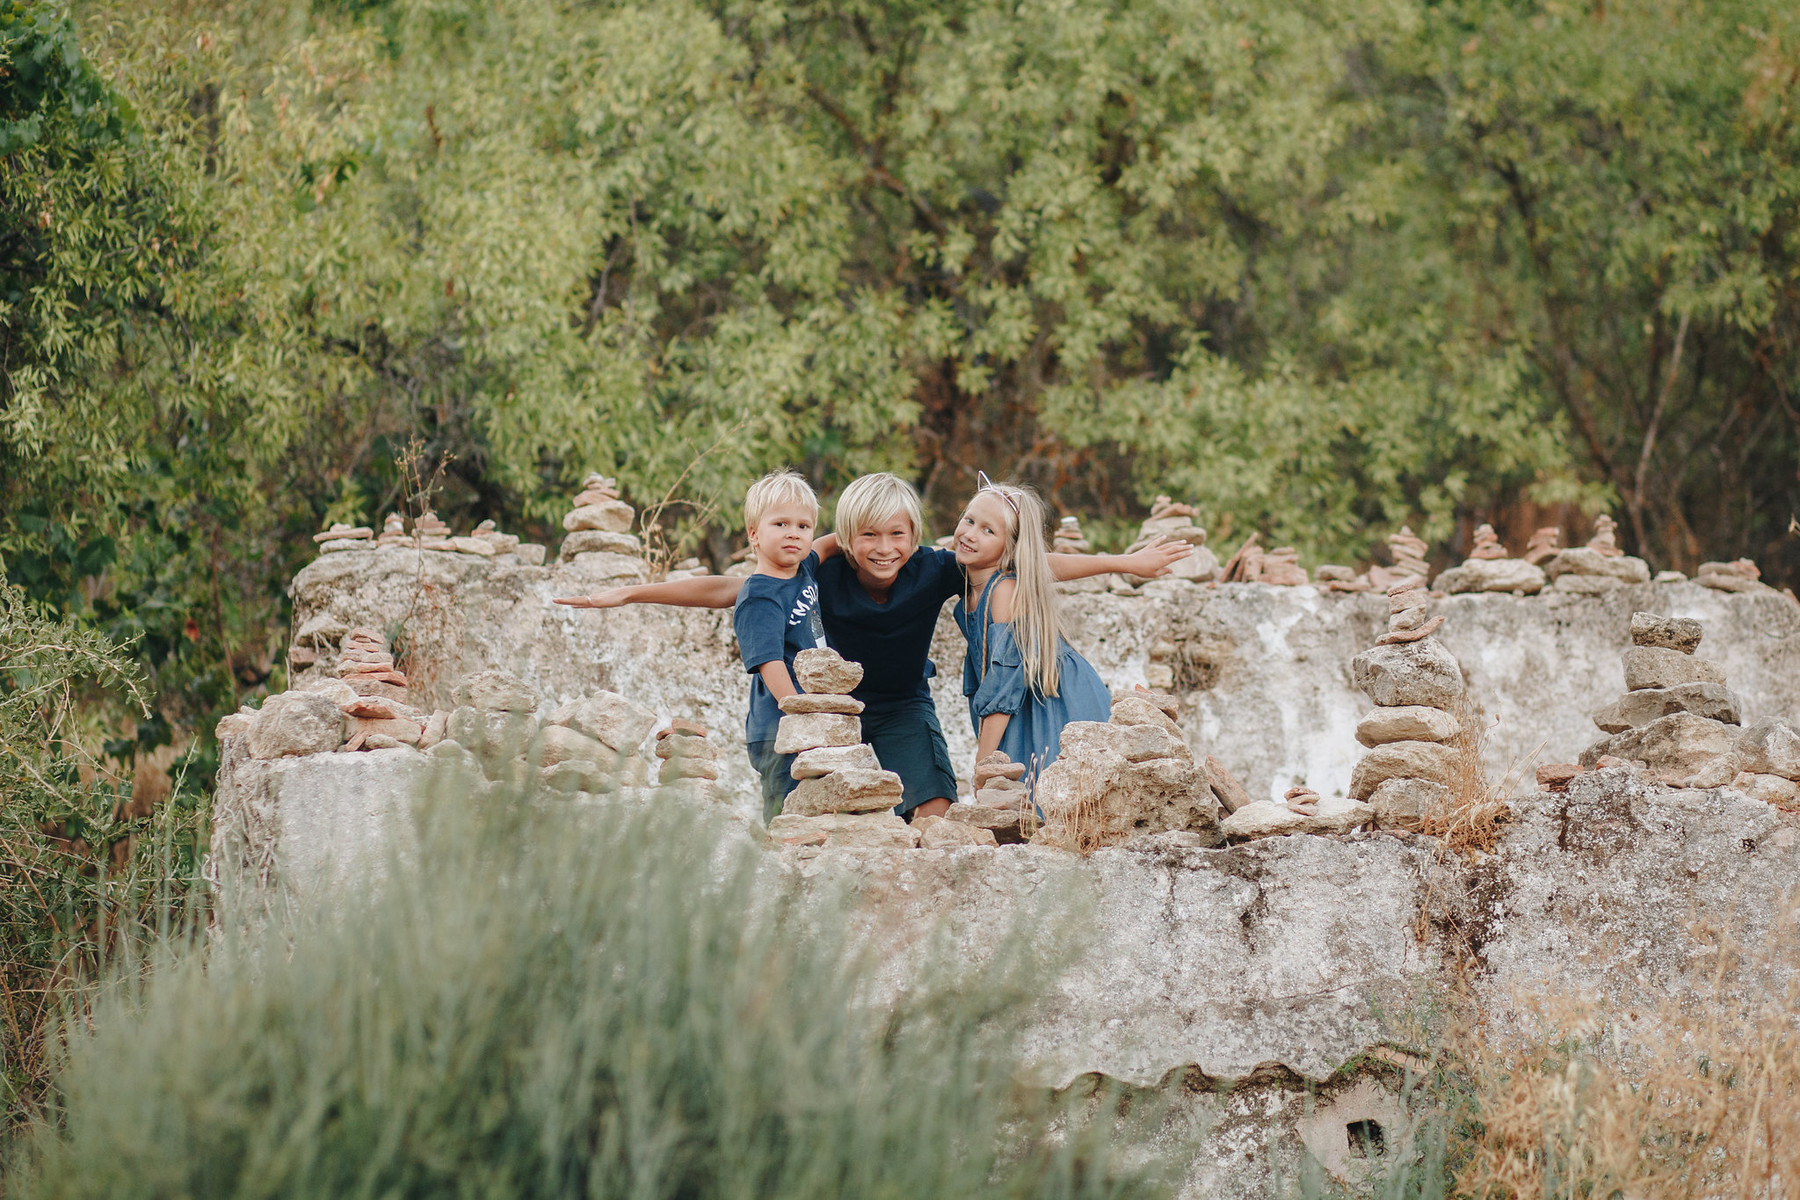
557, 469, 824, 821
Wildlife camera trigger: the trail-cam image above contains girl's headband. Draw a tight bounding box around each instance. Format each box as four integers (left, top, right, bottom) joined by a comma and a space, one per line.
976, 470, 1021, 518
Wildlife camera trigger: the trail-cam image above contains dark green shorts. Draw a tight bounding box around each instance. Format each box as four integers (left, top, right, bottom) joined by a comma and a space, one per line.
861, 698, 959, 816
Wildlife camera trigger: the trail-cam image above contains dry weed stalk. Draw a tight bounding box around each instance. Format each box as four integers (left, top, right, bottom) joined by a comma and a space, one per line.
1420, 696, 1527, 858
1035, 756, 1110, 854
636, 418, 748, 580
1449, 901, 1800, 1198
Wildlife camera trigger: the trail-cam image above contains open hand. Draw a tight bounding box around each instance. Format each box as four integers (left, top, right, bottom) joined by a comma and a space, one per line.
553, 588, 630, 609
1121, 535, 1192, 579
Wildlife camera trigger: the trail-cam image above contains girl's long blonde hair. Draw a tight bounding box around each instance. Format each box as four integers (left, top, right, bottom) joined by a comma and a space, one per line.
979, 481, 1065, 697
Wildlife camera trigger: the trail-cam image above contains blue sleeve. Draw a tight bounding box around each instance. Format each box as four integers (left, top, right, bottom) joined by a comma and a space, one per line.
733, 594, 787, 673
970, 622, 1028, 719
921, 547, 965, 604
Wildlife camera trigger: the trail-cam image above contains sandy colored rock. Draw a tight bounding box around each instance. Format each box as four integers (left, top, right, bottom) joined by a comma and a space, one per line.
1061, 719, 1191, 763
345, 715, 422, 746
783, 767, 904, 816
1733, 771, 1799, 807
559, 530, 642, 559
545, 692, 657, 753
1629, 612, 1703, 654
1376, 615, 1445, 645
1303, 794, 1374, 835
540, 760, 603, 795
1467, 524, 1507, 560
1580, 712, 1739, 775
1203, 755, 1253, 814
1735, 717, 1800, 781
793, 648, 864, 695
1355, 705, 1459, 747
1591, 683, 1741, 733
1129, 687, 1182, 719
536, 724, 611, 769
773, 712, 861, 755
453, 670, 539, 714
768, 812, 916, 849
778, 693, 865, 715
1586, 515, 1624, 556
790, 743, 881, 779
654, 732, 718, 762
1433, 559, 1545, 596
1622, 646, 1728, 691
1218, 800, 1307, 839
974, 751, 1028, 785
1349, 740, 1460, 801
1553, 573, 1621, 595
248, 692, 345, 759
1351, 639, 1464, 709
659, 755, 721, 782
1544, 547, 1650, 584
914, 815, 999, 849
563, 501, 635, 533
1367, 777, 1446, 830
447, 707, 540, 765
1535, 763, 1584, 789
1110, 692, 1180, 734
1521, 527, 1560, 565
1036, 748, 1220, 847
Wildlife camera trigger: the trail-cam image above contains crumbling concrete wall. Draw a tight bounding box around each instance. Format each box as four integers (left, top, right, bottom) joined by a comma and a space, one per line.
290, 549, 1800, 805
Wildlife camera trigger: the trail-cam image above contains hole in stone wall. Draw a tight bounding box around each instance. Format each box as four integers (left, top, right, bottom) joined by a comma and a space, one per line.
1346, 1119, 1385, 1158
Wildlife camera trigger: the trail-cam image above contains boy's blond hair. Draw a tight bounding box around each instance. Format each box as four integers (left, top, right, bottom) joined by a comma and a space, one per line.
743, 469, 819, 530
832, 473, 923, 563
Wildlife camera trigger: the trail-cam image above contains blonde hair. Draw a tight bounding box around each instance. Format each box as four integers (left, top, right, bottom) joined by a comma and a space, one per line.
976, 482, 1065, 697
743, 469, 819, 530
831, 473, 923, 564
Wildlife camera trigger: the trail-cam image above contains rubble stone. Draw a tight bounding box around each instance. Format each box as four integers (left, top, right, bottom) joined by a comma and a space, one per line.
1591, 683, 1740, 733
794, 648, 864, 695
790, 744, 881, 779
913, 815, 1000, 848
1060, 719, 1191, 763
773, 712, 861, 755
1348, 740, 1460, 801
782, 767, 904, 815
1351, 639, 1465, 709
1580, 712, 1739, 774
247, 692, 345, 759
1733, 771, 1799, 807
768, 812, 917, 849
1355, 705, 1460, 747
537, 724, 611, 769
1035, 748, 1220, 847
453, 670, 539, 714
1367, 777, 1446, 830
1629, 612, 1703, 654
1622, 646, 1728, 691
1735, 717, 1800, 782
1109, 692, 1180, 734
778, 693, 865, 715
545, 692, 657, 753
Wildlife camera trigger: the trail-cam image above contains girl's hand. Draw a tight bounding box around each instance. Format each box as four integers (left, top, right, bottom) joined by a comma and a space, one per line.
1121, 536, 1192, 579
553, 588, 630, 609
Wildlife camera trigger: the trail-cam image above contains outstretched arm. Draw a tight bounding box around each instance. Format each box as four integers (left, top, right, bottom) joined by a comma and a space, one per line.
1049, 535, 1192, 581
554, 575, 743, 609
814, 533, 840, 560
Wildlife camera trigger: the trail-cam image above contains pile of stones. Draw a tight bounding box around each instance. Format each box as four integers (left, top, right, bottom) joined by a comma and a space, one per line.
314, 523, 373, 552
1543, 517, 1651, 593
1433, 524, 1546, 596
1368, 527, 1431, 592
1345, 582, 1467, 830
1522, 527, 1560, 565
1696, 558, 1773, 594
767, 649, 915, 850
1032, 688, 1222, 848
335, 626, 410, 699
1572, 613, 1742, 786
1126, 497, 1219, 582
331, 629, 427, 750
561, 474, 642, 561
938, 752, 1029, 844
432, 671, 660, 794
1053, 516, 1091, 553
331, 512, 543, 564
655, 718, 722, 803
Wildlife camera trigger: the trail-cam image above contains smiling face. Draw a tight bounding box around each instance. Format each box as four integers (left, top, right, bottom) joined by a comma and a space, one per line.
954, 491, 1014, 572
848, 512, 917, 591
745, 501, 816, 575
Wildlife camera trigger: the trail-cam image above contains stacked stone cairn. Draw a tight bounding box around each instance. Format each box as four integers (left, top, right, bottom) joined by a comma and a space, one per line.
1571, 613, 1744, 787
1126, 497, 1219, 582
314, 522, 373, 554
335, 627, 410, 699
766, 649, 915, 850
936, 752, 1027, 844
1522, 527, 1560, 565
337, 634, 427, 750
1433, 524, 1546, 596
655, 718, 723, 803
413, 510, 452, 549
1696, 558, 1773, 594
1033, 688, 1222, 849
1053, 516, 1091, 553
376, 513, 409, 547
1542, 515, 1650, 593
1344, 582, 1467, 830
1314, 564, 1367, 592
1217, 533, 1262, 583
428, 670, 658, 794
1367, 527, 1431, 592
1218, 534, 1308, 586
561, 474, 641, 561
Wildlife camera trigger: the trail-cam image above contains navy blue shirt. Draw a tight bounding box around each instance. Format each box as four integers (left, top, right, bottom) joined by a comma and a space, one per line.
733, 553, 828, 745
816, 547, 964, 712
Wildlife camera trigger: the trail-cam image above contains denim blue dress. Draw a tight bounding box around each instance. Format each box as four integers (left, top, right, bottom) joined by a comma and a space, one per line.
954, 573, 1112, 783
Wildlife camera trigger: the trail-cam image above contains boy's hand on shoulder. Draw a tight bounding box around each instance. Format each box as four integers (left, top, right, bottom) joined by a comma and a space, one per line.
553, 588, 629, 609
1122, 535, 1192, 579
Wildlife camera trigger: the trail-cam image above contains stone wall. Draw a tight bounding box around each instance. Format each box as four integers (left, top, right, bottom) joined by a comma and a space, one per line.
288, 548, 1800, 806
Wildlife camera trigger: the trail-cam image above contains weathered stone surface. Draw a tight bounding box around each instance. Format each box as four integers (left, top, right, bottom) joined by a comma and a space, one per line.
1367, 777, 1446, 830
562, 500, 634, 533
793, 648, 863, 694
773, 712, 861, 755
546, 692, 657, 753
1622, 646, 1728, 691
453, 669, 539, 713
1544, 547, 1651, 583
768, 812, 916, 849
1351, 639, 1464, 710
1629, 611, 1703, 653
1302, 794, 1374, 834
558, 530, 641, 559
536, 724, 610, 769
778, 693, 864, 715
1060, 719, 1191, 763
446, 707, 540, 764
653, 732, 718, 762
247, 692, 345, 759
1735, 717, 1800, 781
540, 759, 603, 794
1553, 573, 1622, 594
1580, 711, 1738, 774
790, 743, 880, 779
1733, 770, 1799, 806
1203, 756, 1253, 814
1037, 749, 1220, 845
1348, 740, 1460, 800
1355, 705, 1459, 747
914, 815, 999, 849
1108, 692, 1180, 734
1433, 558, 1545, 596
1218, 800, 1307, 839
1591, 683, 1741, 733
659, 756, 721, 781
781, 767, 903, 816
345, 716, 424, 746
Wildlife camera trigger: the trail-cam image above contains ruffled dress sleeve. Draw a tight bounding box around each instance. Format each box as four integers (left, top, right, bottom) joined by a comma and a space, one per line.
969, 621, 1028, 720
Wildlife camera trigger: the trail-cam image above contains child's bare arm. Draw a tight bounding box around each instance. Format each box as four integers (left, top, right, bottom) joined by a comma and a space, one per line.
813, 533, 840, 560
756, 660, 799, 701
975, 713, 1012, 762
1049, 536, 1191, 581
554, 576, 742, 609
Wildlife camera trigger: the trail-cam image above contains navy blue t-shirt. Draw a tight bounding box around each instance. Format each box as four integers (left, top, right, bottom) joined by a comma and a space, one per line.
733, 553, 828, 745
816, 547, 964, 712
